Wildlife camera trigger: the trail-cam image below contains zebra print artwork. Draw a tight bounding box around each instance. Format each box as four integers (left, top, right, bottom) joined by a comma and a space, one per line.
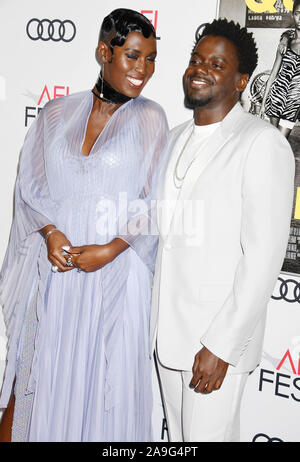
265, 48, 300, 123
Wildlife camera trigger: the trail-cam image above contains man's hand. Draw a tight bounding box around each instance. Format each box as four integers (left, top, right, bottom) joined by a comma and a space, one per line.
189, 346, 229, 394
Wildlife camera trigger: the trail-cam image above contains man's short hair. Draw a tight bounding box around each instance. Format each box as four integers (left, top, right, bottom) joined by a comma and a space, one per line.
194, 18, 258, 78
99, 8, 156, 53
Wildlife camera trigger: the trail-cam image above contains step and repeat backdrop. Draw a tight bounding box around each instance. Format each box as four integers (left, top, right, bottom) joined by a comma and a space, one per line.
0, 0, 300, 442
219, 0, 300, 443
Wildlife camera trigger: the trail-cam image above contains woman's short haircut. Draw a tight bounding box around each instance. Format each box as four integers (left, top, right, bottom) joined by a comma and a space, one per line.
99, 8, 156, 52
194, 18, 258, 78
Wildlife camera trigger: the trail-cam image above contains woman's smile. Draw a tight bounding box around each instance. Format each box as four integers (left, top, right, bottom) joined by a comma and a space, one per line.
126, 75, 144, 88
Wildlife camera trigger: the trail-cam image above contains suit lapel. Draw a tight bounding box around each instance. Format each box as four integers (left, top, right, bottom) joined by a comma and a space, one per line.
166, 103, 245, 238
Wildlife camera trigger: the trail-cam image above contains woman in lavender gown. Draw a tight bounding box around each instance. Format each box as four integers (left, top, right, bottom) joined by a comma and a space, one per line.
0, 9, 168, 442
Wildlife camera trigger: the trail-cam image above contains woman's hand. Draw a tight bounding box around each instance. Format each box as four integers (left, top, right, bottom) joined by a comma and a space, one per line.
65, 238, 129, 273
41, 226, 73, 272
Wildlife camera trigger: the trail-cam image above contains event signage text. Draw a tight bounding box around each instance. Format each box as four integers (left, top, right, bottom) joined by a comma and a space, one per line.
25, 84, 70, 127
259, 349, 300, 402
245, 0, 294, 27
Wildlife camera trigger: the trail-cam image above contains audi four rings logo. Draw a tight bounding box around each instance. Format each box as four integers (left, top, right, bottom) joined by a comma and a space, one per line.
26, 19, 76, 42
272, 277, 300, 303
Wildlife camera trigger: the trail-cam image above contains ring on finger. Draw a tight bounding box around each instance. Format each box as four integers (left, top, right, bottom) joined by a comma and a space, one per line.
66, 256, 74, 267
192, 377, 202, 389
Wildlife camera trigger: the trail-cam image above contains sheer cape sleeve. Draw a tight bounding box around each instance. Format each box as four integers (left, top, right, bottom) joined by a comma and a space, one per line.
117, 98, 169, 274
0, 105, 58, 407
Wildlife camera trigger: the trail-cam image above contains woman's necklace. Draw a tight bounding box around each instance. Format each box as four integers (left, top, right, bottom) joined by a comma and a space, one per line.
92, 73, 132, 104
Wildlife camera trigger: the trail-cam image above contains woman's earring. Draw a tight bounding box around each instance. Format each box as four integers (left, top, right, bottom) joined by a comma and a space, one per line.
100, 71, 104, 99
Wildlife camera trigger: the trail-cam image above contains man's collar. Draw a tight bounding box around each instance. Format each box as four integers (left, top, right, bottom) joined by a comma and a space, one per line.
220, 102, 245, 137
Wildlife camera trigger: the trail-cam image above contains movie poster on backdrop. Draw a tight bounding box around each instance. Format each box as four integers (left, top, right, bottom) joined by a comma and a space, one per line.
217, 0, 300, 276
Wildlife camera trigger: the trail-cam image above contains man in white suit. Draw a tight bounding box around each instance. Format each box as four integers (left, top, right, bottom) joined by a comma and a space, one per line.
151, 19, 295, 442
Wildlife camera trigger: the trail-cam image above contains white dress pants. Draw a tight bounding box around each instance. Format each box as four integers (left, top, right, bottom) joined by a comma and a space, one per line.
157, 356, 249, 442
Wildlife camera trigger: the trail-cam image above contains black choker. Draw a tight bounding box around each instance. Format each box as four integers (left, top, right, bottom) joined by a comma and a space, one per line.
93, 74, 133, 104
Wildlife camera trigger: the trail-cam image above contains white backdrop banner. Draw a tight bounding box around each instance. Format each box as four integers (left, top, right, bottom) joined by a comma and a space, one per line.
0, 0, 299, 443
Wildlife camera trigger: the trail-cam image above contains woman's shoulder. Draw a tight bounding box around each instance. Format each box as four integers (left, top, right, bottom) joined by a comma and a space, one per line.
278, 29, 295, 55
132, 96, 169, 132
42, 90, 90, 119
133, 96, 167, 120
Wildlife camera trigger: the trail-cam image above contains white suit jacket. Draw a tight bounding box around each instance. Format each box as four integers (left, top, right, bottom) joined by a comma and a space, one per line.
150, 103, 295, 374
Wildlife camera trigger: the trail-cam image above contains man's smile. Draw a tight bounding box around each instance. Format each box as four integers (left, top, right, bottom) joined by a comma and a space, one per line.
189, 77, 213, 89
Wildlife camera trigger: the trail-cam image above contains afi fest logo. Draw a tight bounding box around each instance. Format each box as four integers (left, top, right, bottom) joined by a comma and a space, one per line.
25, 85, 70, 126
141, 10, 160, 39
259, 339, 300, 402
245, 0, 293, 12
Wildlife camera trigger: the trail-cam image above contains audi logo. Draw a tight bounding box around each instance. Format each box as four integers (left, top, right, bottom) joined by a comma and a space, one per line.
26, 19, 76, 42
272, 277, 300, 303
252, 433, 283, 442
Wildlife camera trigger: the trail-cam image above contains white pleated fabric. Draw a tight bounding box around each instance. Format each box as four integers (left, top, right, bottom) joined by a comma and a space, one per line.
0, 90, 169, 441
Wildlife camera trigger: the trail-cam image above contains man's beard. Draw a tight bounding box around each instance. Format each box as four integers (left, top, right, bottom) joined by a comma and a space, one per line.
184, 93, 213, 109
183, 78, 213, 109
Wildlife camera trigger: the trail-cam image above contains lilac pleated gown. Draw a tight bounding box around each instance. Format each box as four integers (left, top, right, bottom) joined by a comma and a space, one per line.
0, 91, 169, 441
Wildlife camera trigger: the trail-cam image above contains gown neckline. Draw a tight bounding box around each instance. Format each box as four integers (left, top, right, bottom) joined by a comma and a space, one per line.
80, 92, 133, 158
